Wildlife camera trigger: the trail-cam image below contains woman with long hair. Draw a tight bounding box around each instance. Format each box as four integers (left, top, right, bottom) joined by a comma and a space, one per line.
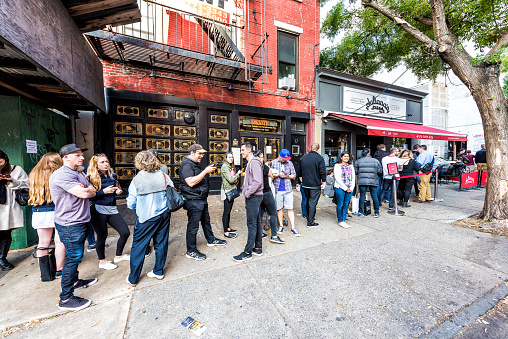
333, 151, 355, 229
220, 151, 241, 238
28, 153, 65, 276
0, 150, 29, 270
398, 149, 421, 208
87, 153, 130, 270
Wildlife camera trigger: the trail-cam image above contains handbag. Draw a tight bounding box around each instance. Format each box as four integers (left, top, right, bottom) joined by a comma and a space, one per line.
364, 200, 372, 215
32, 247, 56, 282
225, 188, 240, 201
164, 174, 184, 212
15, 188, 29, 206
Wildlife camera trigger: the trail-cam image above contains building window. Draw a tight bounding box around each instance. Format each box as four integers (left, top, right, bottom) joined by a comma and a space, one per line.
277, 31, 298, 91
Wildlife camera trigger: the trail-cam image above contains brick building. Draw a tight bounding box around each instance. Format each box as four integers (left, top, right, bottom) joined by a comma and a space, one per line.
87, 0, 320, 191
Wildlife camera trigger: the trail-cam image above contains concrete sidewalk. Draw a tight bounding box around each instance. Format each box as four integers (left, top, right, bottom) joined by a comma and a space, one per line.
1, 184, 507, 338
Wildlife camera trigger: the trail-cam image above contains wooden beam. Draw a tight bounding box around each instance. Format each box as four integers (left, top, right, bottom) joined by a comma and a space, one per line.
0, 57, 37, 71
66, 0, 138, 17
77, 7, 142, 32
9, 74, 60, 86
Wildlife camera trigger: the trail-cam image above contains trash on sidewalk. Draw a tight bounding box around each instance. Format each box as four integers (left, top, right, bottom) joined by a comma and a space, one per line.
181, 316, 206, 336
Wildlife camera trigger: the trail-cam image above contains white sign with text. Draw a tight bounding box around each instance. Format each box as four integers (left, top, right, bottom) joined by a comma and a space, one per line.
343, 87, 407, 119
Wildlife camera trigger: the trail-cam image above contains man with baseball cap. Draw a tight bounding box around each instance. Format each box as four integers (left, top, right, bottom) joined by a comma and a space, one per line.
271, 149, 299, 236
179, 144, 227, 261
49, 144, 98, 311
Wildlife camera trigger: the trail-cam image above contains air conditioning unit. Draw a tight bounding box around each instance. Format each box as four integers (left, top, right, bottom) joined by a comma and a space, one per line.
279, 77, 295, 90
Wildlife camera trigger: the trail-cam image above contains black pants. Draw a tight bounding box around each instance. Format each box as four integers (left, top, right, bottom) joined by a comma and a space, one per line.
303, 187, 321, 225
222, 198, 235, 232
91, 205, 131, 260
184, 199, 215, 253
399, 178, 414, 203
0, 229, 13, 258
413, 178, 420, 195
259, 191, 278, 237
245, 195, 263, 254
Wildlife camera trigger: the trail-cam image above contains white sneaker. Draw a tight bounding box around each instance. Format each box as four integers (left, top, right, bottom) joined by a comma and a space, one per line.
99, 261, 117, 270
147, 271, 164, 280
114, 254, 130, 264
339, 222, 351, 229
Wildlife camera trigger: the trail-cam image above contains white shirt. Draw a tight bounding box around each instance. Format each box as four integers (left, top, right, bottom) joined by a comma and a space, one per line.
382, 156, 405, 179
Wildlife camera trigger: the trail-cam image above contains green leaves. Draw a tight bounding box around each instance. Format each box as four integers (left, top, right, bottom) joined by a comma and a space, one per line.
320, 0, 508, 79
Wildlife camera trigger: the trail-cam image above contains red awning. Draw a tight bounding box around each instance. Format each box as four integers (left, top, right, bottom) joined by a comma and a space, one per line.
329, 114, 468, 141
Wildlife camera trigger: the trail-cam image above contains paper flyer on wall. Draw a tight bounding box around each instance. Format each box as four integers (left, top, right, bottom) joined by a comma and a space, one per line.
181, 317, 207, 336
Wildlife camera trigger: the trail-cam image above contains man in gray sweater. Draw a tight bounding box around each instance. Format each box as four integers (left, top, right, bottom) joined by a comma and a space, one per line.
233, 142, 264, 262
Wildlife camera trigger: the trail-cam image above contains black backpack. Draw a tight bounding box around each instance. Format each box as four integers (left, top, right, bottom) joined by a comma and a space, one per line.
421, 157, 434, 173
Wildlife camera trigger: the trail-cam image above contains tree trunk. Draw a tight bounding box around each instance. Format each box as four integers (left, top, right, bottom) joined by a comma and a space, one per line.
448, 58, 508, 219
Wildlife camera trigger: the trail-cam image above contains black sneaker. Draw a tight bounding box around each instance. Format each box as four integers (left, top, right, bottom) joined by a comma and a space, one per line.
74, 278, 98, 289
270, 236, 285, 244
307, 223, 319, 228
58, 296, 92, 311
207, 239, 227, 247
186, 251, 207, 261
233, 252, 252, 262
86, 244, 96, 252
302, 214, 308, 219
55, 271, 62, 279
262, 233, 268, 238
252, 248, 263, 256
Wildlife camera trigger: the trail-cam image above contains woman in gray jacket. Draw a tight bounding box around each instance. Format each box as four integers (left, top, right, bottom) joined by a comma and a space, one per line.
354, 148, 382, 218
221, 152, 241, 238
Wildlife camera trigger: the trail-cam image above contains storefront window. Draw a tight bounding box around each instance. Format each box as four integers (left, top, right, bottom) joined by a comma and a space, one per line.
324, 131, 349, 166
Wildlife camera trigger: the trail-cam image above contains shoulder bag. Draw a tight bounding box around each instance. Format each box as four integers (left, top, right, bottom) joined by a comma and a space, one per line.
12, 166, 29, 206
225, 188, 240, 201
164, 174, 184, 212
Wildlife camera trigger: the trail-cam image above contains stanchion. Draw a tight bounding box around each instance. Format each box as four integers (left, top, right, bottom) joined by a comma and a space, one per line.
392, 175, 404, 216
433, 166, 444, 202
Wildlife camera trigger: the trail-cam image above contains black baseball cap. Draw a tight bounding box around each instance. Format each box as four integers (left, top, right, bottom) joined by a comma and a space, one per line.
59, 143, 88, 157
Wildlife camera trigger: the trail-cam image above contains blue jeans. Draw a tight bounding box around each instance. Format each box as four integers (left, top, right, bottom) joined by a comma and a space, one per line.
245, 195, 263, 253
359, 185, 380, 214
86, 223, 96, 246
335, 188, 352, 223
300, 188, 308, 216
128, 209, 171, 284
377, 177, 391, 201
55, 222, 89, 300
381, 179, 399, 208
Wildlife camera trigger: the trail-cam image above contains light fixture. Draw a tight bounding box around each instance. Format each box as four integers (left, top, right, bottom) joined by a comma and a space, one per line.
286, 93, 292, 99
149, 70, 156, 78
228, 84, 233, 90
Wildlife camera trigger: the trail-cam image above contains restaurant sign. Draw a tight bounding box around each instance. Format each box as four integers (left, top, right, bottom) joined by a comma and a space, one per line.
239, 117, 282, 134
159, 0, 232, 25
343, 87, 407, 119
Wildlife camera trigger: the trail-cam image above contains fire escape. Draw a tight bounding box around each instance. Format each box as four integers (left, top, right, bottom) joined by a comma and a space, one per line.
85, 0, 271, 87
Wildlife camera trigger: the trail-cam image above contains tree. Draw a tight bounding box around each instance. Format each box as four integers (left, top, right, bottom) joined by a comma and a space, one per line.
321, 0, 508, 220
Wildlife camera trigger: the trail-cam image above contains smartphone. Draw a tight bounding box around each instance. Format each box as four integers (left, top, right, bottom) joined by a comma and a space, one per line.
211, 163, 220, 168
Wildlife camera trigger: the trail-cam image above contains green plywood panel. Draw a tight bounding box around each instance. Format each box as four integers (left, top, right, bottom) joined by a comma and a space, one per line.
0, 96, 70, 249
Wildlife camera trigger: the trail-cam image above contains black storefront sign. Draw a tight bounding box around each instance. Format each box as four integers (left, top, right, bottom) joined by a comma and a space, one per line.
239, 117, 282, 134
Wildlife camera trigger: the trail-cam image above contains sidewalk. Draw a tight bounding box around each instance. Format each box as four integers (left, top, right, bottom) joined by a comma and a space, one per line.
1, 184, 507, 338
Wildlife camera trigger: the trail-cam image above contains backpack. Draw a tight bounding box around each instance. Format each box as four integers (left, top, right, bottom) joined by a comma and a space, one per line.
421, 157, 434, 173
462, 157, 470, 164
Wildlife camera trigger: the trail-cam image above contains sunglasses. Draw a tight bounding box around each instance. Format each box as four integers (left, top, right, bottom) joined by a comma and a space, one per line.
93, 153, 106, 159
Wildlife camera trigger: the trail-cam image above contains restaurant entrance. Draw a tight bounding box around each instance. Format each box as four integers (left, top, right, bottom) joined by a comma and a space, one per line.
239, 116, 283, 170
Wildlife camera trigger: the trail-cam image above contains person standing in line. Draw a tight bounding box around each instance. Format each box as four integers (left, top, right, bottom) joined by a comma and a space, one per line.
475, 144, 487, 170
220, 151, 241, 239
296, 143, 326, 227
180, 144, 227, 261
334, 152, 355, 228
456, 148, 466, 159
126, 151, 173, 286
87, 154, 130, 271
0, 150, 29, 271
415, 145, 437, 203
463, 150, 475, 171
233, 143, 264, 262
380, 147, 405, 214
255, 151, 284, 244
49, 144, 98, 311
373, 144, 390, 203
28, 153, 65, 277
412, 144, 420, 197
271, 149, 299, 236
398, 149, 421, 208
354, 148, 382, 218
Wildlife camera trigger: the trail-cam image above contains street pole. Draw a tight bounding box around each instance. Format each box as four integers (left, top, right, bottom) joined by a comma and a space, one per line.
392, 175, 404, 216
433, 166, 444, 202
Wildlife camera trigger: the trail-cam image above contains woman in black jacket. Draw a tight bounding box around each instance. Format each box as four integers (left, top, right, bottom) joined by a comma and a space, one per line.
87, 154, 130, 270
398, 149, 421, 207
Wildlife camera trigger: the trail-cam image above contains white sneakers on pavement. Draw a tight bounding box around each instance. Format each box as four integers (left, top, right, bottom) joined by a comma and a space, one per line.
99, 261, 117, 270
114, 254, 130, 264
147, 271, 164, 280
339, 222, 351, 229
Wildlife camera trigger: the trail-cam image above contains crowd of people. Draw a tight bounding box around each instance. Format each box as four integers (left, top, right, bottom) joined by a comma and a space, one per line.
0, 141, 489, 313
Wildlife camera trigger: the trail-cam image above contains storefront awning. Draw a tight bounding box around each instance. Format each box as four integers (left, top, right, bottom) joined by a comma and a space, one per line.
329, 114, 468, 141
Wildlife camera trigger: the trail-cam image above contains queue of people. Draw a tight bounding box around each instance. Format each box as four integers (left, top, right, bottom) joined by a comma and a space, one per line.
0, 140, 488, 313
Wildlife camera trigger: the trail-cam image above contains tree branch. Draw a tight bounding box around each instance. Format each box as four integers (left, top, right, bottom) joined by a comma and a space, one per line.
361, 0, 434, 49
486, 30, 508, 59
414, 17, 433, 27
428, 0, 451, 52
